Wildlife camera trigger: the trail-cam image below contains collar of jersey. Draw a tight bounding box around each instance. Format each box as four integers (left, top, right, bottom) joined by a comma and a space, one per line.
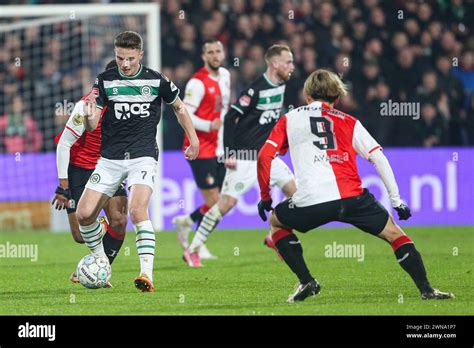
263, 73, 280, 87
118, 64, 144, 79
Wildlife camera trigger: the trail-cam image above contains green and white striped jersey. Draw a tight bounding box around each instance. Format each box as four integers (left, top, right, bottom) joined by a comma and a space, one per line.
227, 73, 286, 151
94, 64, 179, 160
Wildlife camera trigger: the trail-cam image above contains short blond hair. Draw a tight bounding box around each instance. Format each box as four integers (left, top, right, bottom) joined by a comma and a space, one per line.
264, 44, 291, 63
304, 69, 348, 103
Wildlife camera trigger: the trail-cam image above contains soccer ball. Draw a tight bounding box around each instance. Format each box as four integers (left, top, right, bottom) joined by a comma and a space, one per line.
76, 254, 111, 289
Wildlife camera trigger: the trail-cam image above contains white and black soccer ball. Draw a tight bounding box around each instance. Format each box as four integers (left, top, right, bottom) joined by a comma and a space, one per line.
76, 254, 111, 289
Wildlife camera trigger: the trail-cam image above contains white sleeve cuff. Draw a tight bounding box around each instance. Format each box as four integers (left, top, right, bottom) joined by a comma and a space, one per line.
190, 114, 212, 132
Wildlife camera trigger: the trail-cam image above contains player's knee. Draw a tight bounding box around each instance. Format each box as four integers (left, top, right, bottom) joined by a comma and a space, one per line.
129, 207, 147, 224
76, 207, 95, 226
269, 211, 284, 230
219, 195, 237, 214
208, 190, 220, 205
109, 213, 128, 233
379, 216, 404, 243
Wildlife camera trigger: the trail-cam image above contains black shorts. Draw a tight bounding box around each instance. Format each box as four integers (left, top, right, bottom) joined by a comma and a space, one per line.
188, 158, 226, 190
66, 164, 127, 214
274, 188, 389, 235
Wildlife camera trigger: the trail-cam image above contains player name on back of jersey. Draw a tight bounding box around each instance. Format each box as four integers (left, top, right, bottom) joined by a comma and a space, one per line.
95, 65, 179, 160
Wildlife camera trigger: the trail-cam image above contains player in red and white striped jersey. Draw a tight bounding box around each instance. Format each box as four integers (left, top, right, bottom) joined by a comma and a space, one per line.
172, 39, 230, 260
52, 61, 128, 284
257, 69, 454, 302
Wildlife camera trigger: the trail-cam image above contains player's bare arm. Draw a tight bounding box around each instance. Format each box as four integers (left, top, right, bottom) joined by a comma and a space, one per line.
83, 93, 101, 132
171, 96, 200, 160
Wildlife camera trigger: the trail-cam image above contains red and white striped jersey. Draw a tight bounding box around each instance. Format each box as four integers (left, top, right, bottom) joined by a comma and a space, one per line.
54, 96, 106, 170
182, 67, 231, 158
258, 101, 382, 207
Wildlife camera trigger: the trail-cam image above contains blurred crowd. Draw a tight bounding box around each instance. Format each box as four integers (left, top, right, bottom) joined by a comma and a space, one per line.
1, 0, 473, 152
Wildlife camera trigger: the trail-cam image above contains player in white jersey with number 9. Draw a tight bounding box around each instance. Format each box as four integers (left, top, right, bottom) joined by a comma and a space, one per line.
257, 69, 454, 302
77, 31, 199, 292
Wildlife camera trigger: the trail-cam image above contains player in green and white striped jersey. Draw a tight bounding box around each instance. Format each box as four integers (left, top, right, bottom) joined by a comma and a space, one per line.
184, 45, 297, 266
77, 31, 200, 291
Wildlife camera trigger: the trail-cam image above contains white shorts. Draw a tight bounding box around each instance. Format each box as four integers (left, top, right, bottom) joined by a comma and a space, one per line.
221, 157, 294, 199
85, 157, 158, 197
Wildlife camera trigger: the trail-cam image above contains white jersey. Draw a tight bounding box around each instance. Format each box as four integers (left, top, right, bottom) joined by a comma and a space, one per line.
259, 101, 382, 207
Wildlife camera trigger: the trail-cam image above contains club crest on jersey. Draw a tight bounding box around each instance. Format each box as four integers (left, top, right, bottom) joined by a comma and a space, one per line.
141, 86, 152, 96
239, 95, 251, 107
72, 114, 83, 126
89, 173, 101, 184
235, 182, 244, 192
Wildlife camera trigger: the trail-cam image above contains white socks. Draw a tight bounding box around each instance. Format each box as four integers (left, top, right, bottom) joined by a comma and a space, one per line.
79, 221, 106, 258
189, 204, 222, 252
134, 220, 155, 281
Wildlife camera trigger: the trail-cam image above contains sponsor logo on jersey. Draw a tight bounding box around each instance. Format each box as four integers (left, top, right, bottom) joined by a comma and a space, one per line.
72, 114, 83, 126
208, 86, 215, 94
258, 109, 281, 125
239, 95, 251, 107
114, 103, 150, 119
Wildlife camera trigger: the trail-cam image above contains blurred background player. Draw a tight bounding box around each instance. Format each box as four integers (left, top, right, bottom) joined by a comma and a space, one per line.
52, 60, 128, 284
172, 39, 231, 260
183, 44, 296, 267
78, 31, 199, 292
0, 96, 43, 153
257, 69, 455, 302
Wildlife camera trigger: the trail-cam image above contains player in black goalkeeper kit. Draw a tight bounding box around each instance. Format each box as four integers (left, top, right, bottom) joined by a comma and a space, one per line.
183, 45, 297, 267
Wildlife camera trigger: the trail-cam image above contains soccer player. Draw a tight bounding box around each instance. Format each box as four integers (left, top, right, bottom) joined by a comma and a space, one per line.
77, 31, 199, 292
183, 44, 296, 267
172, 39, 230, 260
257, 69, 455, 302
52, 60, 128, 284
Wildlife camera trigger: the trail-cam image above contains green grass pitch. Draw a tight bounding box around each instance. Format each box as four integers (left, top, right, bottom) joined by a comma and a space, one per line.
0, 226, 472, 315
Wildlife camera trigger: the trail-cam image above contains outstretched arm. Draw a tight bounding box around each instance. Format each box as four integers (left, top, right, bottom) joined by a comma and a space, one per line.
353, 120, 411, 219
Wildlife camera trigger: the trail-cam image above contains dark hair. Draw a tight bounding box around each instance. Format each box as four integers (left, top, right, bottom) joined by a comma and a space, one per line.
264, 44, 291, 62
202, 39, 222, 53
114, 31, 143, 50
105, 60, 117, 70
